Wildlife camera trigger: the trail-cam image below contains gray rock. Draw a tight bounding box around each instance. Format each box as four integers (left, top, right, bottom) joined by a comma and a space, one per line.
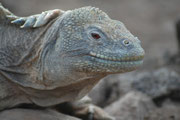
144, 100, 180, 120
176, 18, 180, 53
0, 108, 80, 120
89, 73, 136, 107
90, 67, 180, 107
104, 91, 156, 120
132, 67, 180, 105
104, 91, 180, 120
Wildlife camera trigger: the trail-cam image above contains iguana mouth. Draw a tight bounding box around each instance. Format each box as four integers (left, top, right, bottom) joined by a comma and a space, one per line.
89, 51, 144, 62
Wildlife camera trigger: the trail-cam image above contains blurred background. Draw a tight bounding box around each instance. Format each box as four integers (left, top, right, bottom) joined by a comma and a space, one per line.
1, 0, 180, 120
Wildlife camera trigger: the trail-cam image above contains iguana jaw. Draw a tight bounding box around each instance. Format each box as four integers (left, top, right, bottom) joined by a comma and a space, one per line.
72, 50, 144, 74
89, 56, 143, 73
89, 51, 144, 62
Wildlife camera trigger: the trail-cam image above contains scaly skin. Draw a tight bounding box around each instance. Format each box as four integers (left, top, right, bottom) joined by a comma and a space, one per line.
0, 4, 144, 120
43, 7, 144, 73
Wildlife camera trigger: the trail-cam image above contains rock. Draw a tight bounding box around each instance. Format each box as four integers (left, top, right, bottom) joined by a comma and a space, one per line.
104, 91, 156, 120
89, 73, 136, 107
144, 100, 180, 120
176, 18, 180, 53
103, 85, 180, 120
89, 71, 145, 107
0, 108, 80, 120
90, 67, 180, 108
131, 67, 180, 105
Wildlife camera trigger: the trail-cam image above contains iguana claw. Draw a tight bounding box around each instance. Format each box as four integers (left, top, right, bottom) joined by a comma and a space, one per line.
11, 18, 26, 25
86, 105, 115, 120
6, 15, 18, 20
20, 16, 36, 28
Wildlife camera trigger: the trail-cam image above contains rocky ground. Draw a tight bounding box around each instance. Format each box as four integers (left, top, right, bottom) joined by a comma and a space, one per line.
1, 0, 180, 120
90, 55, 180, 120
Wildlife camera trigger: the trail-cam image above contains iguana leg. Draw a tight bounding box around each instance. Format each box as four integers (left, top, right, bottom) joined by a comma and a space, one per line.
7, 9, 64, 28
58, 96, 115, 120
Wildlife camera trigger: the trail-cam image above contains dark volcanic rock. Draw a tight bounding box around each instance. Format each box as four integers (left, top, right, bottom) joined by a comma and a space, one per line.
0, 108, 80, 120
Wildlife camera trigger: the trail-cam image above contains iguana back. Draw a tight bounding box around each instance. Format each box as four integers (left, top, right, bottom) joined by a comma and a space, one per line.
0, 5, 54, 109
0, 15, 45, 67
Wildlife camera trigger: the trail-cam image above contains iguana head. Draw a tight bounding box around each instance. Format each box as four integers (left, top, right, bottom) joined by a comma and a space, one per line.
44, 6, 144, 84
53, 6, 144, 74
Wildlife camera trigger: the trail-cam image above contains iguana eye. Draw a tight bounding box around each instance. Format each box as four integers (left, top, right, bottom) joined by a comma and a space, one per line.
91, 33, 101, 39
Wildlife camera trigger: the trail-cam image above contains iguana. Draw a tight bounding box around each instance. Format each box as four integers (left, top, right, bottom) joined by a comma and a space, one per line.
0, 3, 145, 120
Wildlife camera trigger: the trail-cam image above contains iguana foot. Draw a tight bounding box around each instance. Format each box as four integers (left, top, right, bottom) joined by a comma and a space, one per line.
58, 96, 115, 120
7, 9, 63, 28
74, 104, 115, 120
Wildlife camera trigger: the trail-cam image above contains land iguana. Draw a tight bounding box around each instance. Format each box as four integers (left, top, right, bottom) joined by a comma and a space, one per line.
0, 3, 145, 120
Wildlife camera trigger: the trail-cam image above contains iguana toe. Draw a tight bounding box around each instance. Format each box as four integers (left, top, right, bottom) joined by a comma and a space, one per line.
6, 15, 18, 20
33, 10, 61, 27
33, 12, 47, 27
44, 9, 62, 20
87, 105, 115, 120
20, 16, 36, 28
73, 104, 115, 120
10, 9, 62, 28
11, 18, 26, 25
